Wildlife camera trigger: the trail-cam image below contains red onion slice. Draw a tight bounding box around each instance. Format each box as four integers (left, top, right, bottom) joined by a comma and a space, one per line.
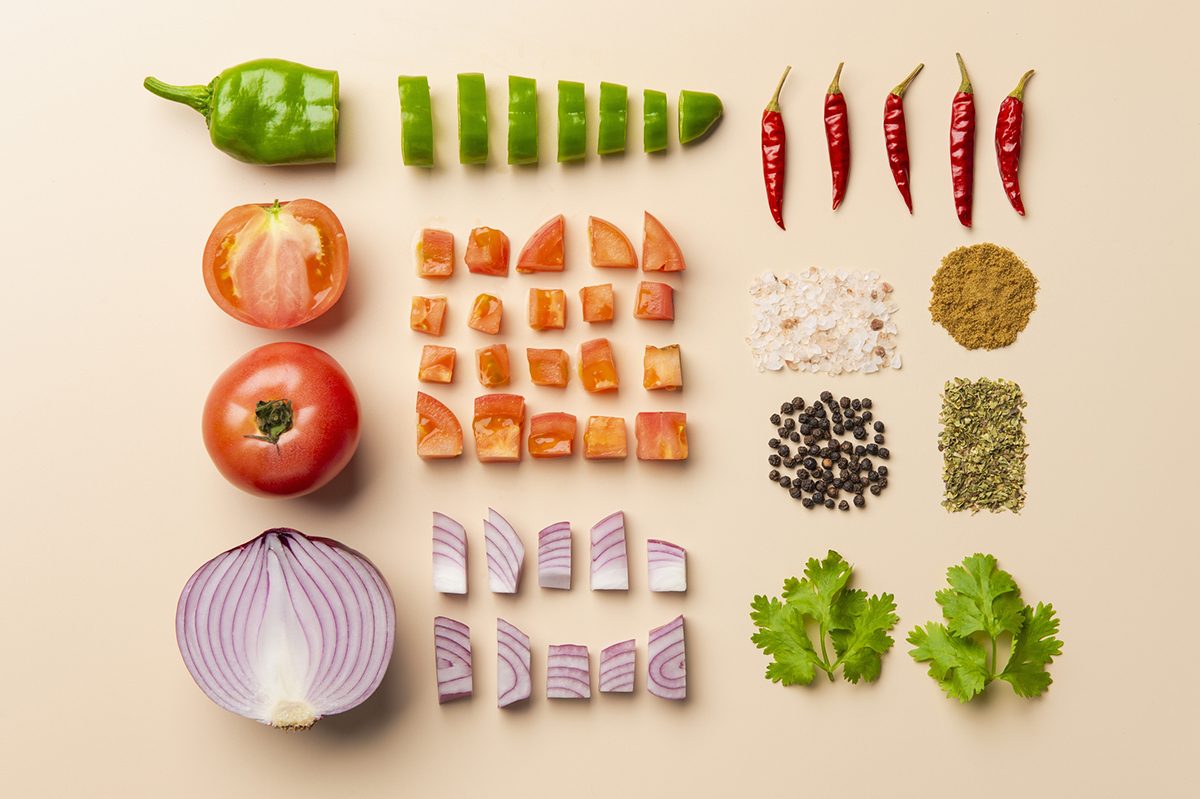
537, 521, 572, 589
176, 528, 395, 729
432, 512, 467, 594
648, 615, 686, 700
434, 616, 473, 704
547, 644, 590, 699
590, 511, 629, 590
485, 508, 525, 593
647, 539, 687, 592
599, 639, 636, 693
497, 618, 532, 708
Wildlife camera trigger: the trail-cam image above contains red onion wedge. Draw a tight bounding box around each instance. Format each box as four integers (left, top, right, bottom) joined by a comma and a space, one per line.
497, 618, 532, 708
590, 511, 629, 590
432, 512, 467, 594
485, 508, 524, 593
648, 615, 686, 700
434, 616, 473, 704
647, 539, 687, 592
176, 528, 395, 730
599, 639, 636, 693
547, 644, 591, 699
538, 521, 572, 589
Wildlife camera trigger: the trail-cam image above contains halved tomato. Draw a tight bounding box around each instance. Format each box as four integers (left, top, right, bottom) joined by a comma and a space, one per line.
635, 411, 688, 460
529, 288, 566, 330
588, 216, 637, 268
417, 391, 463, 460
643, 344, 683, 390
634, 281, 675, 321
476, 344, 511, 387
584, 416, 627, 460
202, 199, 349, 330
527, 348, 570, 387
529, 412, 577, 458
411, 296, 448, 335
579, 338, 619, 392
580, 283, 614, 322
642, 211, 686, 272
416, 228, 454, 278
473, 393, 525, 463
418, 345, 456, 383
516, 214, 565, 273
465, 226, 509, 276
467, 293, 503, 334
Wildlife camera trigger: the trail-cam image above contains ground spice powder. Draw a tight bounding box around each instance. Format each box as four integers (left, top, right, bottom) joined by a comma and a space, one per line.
930, 243, 1038, 349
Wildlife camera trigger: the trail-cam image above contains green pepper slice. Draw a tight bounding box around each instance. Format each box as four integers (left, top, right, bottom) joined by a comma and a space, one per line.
679, 89, 724, 144
457, 73, 488, 165
508, 75, 538, 165
397, 76, 434, 167
557, 80, 586, 162
597, 82, 627, 155
643, 89, 668, 153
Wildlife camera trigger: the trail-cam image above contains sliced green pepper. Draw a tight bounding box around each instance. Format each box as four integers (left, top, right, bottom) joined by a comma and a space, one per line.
143, 58, 339, 165
643, 89, 668, 153
457, 73, 488, 165
508, 75, 538, 165
397, 76, 434, 167
597, 82, 627, 155
679, 89, 724, 144
557, 80, 586, 162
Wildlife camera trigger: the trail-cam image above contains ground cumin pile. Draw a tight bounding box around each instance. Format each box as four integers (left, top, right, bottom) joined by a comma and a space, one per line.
930, 243, 1038, 349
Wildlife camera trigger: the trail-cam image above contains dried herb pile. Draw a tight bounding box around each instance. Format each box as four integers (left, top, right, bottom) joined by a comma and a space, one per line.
930, 243, 1037, 350
938, 377, 1027, 513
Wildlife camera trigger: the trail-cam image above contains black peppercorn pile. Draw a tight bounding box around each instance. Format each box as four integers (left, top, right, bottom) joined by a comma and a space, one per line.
766, 391, 890, 510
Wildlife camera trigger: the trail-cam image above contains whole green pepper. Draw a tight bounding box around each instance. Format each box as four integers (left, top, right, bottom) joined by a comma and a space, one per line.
508, 75, 538, 165
557, 80, 586, 162
457, 73, 489, 165
643, 89, 668, 153
679, 89, 724, 144
398, 75, 434, 167
143, 58, 338, 165
597, 82, 627, 155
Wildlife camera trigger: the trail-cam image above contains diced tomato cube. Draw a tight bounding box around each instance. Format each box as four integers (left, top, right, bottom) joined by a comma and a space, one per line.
529, 412, 577, 458
411, 296, 448, 336
584, 416, 627, 460
416, 391, 463, 460
642, 212, 686, 272
580, 283, 615, 322
634, 281, 674, 321
418, 345, 456, 384
529, 288, 566, 330
467, 293, 503, 335
475, 344, 511, 387
578, 338, 619, 393
643, 344, 683, 390
417, 228, 454, 278
465, 226, 510, 276
473, 393, 525, 463
635, 411, 688, 460
516, 214, 564, 273
588, 216, 637, 268
527, 348, 570, 387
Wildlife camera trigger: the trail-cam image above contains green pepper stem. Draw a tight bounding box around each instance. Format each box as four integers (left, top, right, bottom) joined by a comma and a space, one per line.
143, 77, 212, 117
1008, 69, 1035, 100
890, 63, 924, 96
765, 66, 791, 113
955, 53, 973, 94
827, 62, 844, 96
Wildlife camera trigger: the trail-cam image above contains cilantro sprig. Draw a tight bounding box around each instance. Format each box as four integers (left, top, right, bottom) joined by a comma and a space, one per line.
750, 550, 898, 686
908, 553, 1063, 702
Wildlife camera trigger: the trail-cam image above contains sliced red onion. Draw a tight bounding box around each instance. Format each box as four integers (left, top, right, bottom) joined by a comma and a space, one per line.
647, 539, 687, 592
432, 512, 467, 594
546, 644, 590, 699
537, 521, 572, 589
590, 511, 629, 590
176, 528, 395, 730
434, 616, 472, 704
648, 615, 686, 700
496, 618, 531, 708
599, 639, 636, 693
485, 508, 525, 593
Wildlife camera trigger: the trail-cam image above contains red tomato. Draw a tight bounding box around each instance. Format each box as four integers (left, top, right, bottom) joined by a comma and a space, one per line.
416, 228, 454, 278
584, 416, 628, 460
465, 226, 510, 276
473, 393, 525, 462
417, 391, 463, 460
578, 338, 619, 392
635, 411, 688, 460
579, 283, 615, 322
516, 215, 564, 273
202, 199, 349, 329
642, 211, 686, 272
202, 343, 361, 497
528, 288, 566, 330
634, 280, 675, 320
529, 412, 577, 458
588, 216, 637, 268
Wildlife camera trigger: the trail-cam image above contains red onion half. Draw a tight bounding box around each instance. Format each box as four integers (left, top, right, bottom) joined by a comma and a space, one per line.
434, 616, 473, 704
647, 539, 687, 592
547, 644, 590, 699
176, 528, 395, 730
497, 618, 531, 708
648, 615, 686, 700
590, 511, 628, 590
485, 508, 524, 593
537, 521, 572, 589
432, 512, 467, 594
599, 639, 636, 693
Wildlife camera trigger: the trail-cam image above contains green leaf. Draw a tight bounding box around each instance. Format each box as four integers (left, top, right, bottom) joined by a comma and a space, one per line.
937, 553, 1025, 640
999, 603, 1063, 698
908, 622, 990, 702
784, 550, 852, 633
750, 594, 820, 686
831, 592, 898, 684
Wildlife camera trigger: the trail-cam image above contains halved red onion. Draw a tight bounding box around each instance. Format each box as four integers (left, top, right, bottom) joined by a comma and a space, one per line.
434, 616, 472, 704
648, 615, 686, 700
176, 528, 395, 730
547, 644, 590, 699
432, 512, 467, 594
647, 539, 687, 592
590, 511, 628, 590
599, 639, 636, 693
485, 508, 524, 593
497, 618, 531, 708
538, 521, 572, 589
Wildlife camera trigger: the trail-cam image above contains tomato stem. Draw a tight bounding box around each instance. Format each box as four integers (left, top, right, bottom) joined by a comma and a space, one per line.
245, 399, 294, 453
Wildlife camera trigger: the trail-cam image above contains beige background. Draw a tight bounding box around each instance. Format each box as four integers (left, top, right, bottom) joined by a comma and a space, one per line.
2, 1, 1196, 796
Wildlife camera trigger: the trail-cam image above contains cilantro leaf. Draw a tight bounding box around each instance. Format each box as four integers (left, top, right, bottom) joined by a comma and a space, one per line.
907, 621, 990, 702
999, 603, 1063, 698
750, 595, 820, 685
937, 553, 1025, 640
831, 592, 898, 684
783, 550, 852, 633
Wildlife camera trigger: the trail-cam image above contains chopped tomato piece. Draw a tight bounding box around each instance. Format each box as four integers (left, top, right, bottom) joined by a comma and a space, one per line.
528, 288, 566, 330
516, 214, 565, 273
588, 216, 637, 268
464, 226, 510, 276
634, 281, 674, 321
584, 416, 627, 460
635, 411, 688, 460
416, 228, 454, 278
527, 348, 570, 387
473, 393, 525, 463
643, 344, 683, 390
529, 412, 577, 458
475, 344, 511, 387
579, 338, 619, 393
580, 283, 614, 322
416, 391, 463, 460
411, 296, 448, 335
467, 293, 503, 334
418, 345, 456, 384
642, 211, 686, 272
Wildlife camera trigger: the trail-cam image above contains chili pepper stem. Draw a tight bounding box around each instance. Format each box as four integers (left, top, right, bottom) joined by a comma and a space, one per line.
891, 63, 924, 96
143, 77, 212, 116
766, 66, 791, 112
955, 53, 973, 94
1008, 69, 1035, 100
827, 62, 844, 95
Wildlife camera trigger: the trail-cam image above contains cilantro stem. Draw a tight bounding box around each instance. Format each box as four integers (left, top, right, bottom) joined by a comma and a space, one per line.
989, 634, 998, 679
819, 626, 835, 681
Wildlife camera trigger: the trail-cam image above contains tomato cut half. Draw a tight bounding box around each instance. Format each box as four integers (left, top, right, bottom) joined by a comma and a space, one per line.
529, 412, 577, 458
417, 391, 464, 460
202, 199, 349, 330
516, 214, 565, 273
473, 393, 525, 463
642, 211, 686, 272
465, 226, 510, 276
635, 411, 688, 460
588, 216, 637, 268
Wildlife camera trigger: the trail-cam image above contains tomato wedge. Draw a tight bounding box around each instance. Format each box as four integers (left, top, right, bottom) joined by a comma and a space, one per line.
417, 391, 463, 460
642, 211, 686, 272
202, 199, 349, 329
588, 216, 637, 268
516, 214, 565, 272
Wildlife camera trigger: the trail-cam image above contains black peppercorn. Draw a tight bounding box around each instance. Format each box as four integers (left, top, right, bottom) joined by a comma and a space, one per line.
833, 424, 845, 435
874, 434, 885, 445
868, 470, 879, 482
822, 458, 832, 469
873, 421, 884, 433
779, 476, 792, 489
839, 500, 850, 510
792, 396, 804, 408
845, 406, 856, 418
854, 445, 866, 456
819, 418, 830, 430
790, 485, 803, 499
769, 413, 781, 425
778, 427, 788, 437
866, 443, 878, 456
789, 432, 800, 443
853, 494, 865, 508
851, 398, 862, 410
802, 497, 815, 509
825, 499, 836, 509
812, 399, 824, 410
840, 441, 852, 454
861, 398, 872, 409
781, 402, 794, 414
832, 478, 843, 489
799, 424, 812, 435
803, 457, 817, 470
878, 448, 890, 460
769, 469, 780, 481
870, 484, 882, 496
820, 390, 834, 403
861, 458, 873, 471
769, 437, 780, 448
769, 454, 781, 467
803, 435, 815, 446
804, 406, 815, 415
784, 418, 796, 430
838, 457, 849, 469
838, 396, 850, 408
801, 479, 815, 492
877, 466, 888, 477
782, 457, 796, 468
808, 445, 821, 456
797, 468, 810, 479
877, 477, 888, 489
853, 427, 867, 440
860, 410, 873, 423
812, 491, 825, 504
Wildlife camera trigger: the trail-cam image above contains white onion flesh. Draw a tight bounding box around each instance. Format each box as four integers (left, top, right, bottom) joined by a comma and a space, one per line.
434, 616, 473, 704
648, 615, 686, 700
496, 618, 532, 708
599, 639, 636, 693
537, 521, 572, 589
432, 512, 467, 594
176, 528, 395, 729
589, 511, 629, 590
647, 539, 687, 592
547, 644, 590, 699
485, 508, 524, 593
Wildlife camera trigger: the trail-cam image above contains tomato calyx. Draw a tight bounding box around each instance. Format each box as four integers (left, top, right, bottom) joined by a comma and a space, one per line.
244, 399, 295, 453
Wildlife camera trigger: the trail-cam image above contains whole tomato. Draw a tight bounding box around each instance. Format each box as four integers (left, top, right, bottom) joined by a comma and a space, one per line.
202, 199, 349, 329
202, 342, 361, 498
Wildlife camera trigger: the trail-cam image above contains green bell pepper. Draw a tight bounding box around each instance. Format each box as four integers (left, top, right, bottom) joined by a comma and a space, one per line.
643, 89, 668, 153
457, 73, 489, 165
508, 75, 538, 165
397, 76, 434, 167
143, 58, 338, 165
597, 82, 627, 155
557, 80, 586, 162
678, 89, 724, 144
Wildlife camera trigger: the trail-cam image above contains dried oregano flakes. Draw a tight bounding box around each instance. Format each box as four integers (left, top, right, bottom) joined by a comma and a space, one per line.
938, 378, 1027, 513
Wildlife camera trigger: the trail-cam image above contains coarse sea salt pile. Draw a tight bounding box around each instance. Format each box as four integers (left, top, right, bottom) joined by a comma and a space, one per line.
747, 268, 901, 374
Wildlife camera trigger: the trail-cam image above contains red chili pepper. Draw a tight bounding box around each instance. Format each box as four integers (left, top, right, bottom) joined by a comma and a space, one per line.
949, 53, 976, 227
996, 69, 1035, 215
884, 63, 923, 213
824, 62, 850, 210
761, 65, 790, 230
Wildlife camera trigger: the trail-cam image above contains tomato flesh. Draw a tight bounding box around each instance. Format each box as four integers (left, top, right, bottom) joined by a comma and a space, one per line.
473, 394, 525, 462
584, 416, 627, 460
579, 338, 619, 392
467, 293, 503, 334
411, 296, 448, 335
417, 391, 463, 460
527, 348, 570, 387
588, 216, 637, 268
643, 344, 683, 390
634, 281, 675, 320
465, 226, 510, 276
529, 412, 577, 458
476, 344, 511, 387
417, 228, 454, 278
516, 214, 565, 273
529, 288, 566, 330
642, 211, 686, 272
635, 411, 688, 460
418, 345, 456, 383
580, 283, 614, 322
